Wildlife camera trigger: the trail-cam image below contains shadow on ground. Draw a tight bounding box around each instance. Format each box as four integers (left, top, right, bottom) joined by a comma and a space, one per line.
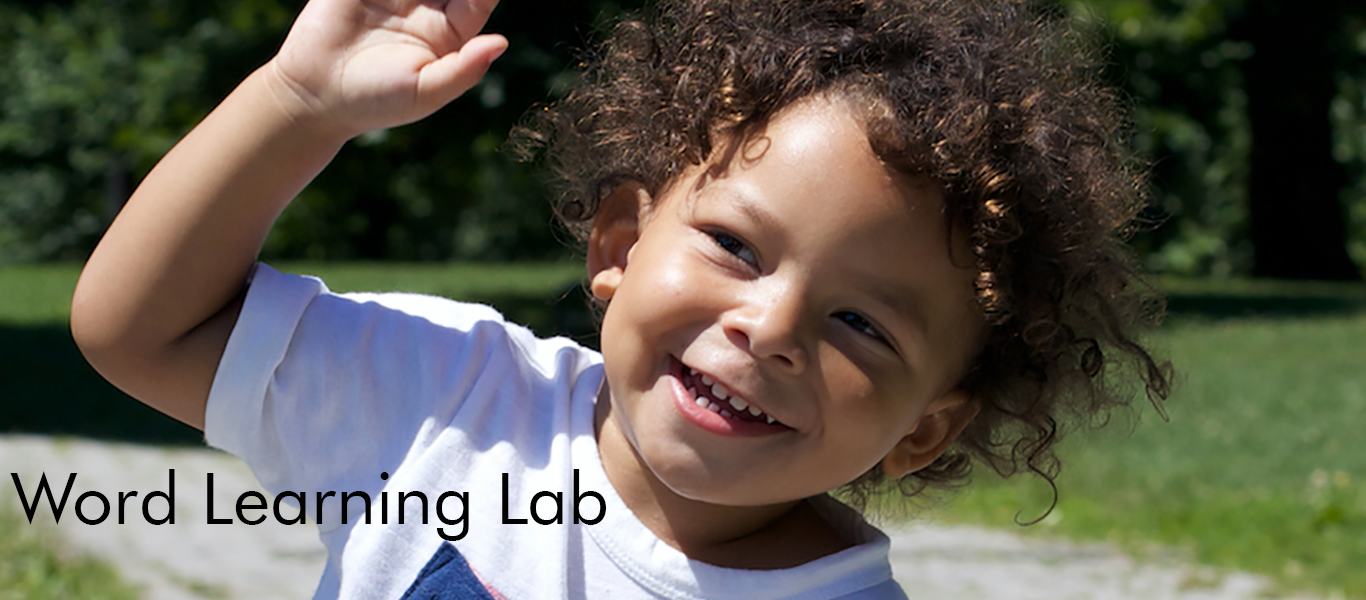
0, 323, 203, 445
0, 285, 599, 445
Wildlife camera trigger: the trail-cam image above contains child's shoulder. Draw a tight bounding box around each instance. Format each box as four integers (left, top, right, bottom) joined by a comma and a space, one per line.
235, 263, 597, 377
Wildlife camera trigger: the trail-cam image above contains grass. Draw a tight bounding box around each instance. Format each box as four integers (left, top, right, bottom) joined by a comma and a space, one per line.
3, 263, 1364, 597
0, 261, 586, 326
940, 286, 1366, 598
0, 505, 141, 600
0, 264, 85, 324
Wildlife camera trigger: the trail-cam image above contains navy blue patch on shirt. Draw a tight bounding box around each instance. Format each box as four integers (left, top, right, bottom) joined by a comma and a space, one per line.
399, 543, 498, 600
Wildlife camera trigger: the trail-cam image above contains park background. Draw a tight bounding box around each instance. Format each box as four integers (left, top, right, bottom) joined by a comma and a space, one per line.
1, 0, 1364, 598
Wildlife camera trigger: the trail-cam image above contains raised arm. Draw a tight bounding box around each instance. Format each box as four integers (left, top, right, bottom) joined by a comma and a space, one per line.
71, 0, 506, 429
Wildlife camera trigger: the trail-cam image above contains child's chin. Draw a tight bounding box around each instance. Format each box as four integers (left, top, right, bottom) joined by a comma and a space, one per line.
639, 450, 797, 506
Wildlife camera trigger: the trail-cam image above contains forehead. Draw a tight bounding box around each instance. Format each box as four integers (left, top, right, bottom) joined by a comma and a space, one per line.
688, 95, 968, 268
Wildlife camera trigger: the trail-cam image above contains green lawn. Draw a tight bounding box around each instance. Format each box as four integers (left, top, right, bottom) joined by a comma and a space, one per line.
0, 261, 585, 326
941, 281, 1366, 598
0, 505, 140, 600
2, 263, 1364, 597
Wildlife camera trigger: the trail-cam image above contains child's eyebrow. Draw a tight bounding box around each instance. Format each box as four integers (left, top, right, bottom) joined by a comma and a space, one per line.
711, 185, 782, 237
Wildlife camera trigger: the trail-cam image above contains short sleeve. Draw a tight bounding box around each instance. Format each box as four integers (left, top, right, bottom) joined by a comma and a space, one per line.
203, 263, 520, 530
205, 262, 324, 476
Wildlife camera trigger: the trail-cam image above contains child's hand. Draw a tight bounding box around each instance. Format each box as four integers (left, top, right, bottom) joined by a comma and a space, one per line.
73, 0, 505, 428
269, 0, 507, 140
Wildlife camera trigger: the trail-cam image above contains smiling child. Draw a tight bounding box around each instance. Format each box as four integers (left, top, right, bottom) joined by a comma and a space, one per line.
72, 0, 1170, 598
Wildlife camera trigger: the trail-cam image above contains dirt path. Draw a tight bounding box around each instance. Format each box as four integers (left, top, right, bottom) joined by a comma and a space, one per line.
885, 523, 1310, 600
3, 435, 324, 600
1, 435, 1312, 599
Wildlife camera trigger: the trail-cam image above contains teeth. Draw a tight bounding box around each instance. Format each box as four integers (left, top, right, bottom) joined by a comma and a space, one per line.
684, 365, 776, 423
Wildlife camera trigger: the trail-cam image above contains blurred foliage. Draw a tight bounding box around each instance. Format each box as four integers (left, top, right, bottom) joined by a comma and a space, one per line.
264, 0, 647, 261
0, 0, 645, 263
0, 0, 239, 261
1334, 27, 1366, 271
1063, 0, 1255, 276
1, 0, 1364, 275
1064, 0, 1365, 278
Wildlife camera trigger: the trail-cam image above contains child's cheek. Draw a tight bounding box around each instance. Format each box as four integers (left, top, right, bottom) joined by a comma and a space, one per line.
638, 241, 723, 322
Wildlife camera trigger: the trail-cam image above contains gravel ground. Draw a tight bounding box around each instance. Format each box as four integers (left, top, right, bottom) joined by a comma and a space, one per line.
1, 435, 1316, 600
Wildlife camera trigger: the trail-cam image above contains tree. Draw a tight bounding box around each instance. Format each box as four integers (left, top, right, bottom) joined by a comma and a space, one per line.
1065, 0, 1257, 276
1070, 0, 1365, 280
1235, 0, 1362, 280
0, 0, 655, 263
0, 0, 295, 262
6, 0, 1364, 273
263, 0, 650, 261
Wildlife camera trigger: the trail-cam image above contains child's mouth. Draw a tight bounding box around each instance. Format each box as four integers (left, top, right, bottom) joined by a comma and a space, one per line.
678, 363, 784, 427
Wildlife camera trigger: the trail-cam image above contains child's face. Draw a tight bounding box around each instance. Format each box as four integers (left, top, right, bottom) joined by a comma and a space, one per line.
590, 96, 983, 508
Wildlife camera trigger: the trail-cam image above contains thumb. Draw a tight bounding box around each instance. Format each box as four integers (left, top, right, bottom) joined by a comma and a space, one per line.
416, 34, 509, 110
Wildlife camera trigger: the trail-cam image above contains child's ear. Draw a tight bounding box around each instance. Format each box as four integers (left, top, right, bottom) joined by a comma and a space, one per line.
587, 182, 652, 301
880, 389, 979, 479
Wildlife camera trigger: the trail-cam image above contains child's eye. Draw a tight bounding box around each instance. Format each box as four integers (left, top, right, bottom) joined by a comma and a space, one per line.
835, 312, 892, 346
709, 231, 758, 266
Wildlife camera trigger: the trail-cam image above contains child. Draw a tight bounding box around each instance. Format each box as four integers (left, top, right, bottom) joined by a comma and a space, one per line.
72, 0, 1170, 597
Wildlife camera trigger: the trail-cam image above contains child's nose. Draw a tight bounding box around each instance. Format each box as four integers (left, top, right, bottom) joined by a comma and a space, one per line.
721, 283, 811, 375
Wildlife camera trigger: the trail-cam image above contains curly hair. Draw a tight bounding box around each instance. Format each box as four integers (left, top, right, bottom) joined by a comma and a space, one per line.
511, 0, 1172, 512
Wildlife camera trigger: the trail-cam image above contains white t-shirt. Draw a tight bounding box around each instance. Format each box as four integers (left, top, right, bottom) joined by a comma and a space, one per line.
205, 263, 907, 600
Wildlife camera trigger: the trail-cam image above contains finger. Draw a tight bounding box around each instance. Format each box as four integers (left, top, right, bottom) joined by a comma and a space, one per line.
416, 33, 508, 108
444, 0, 501, 45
